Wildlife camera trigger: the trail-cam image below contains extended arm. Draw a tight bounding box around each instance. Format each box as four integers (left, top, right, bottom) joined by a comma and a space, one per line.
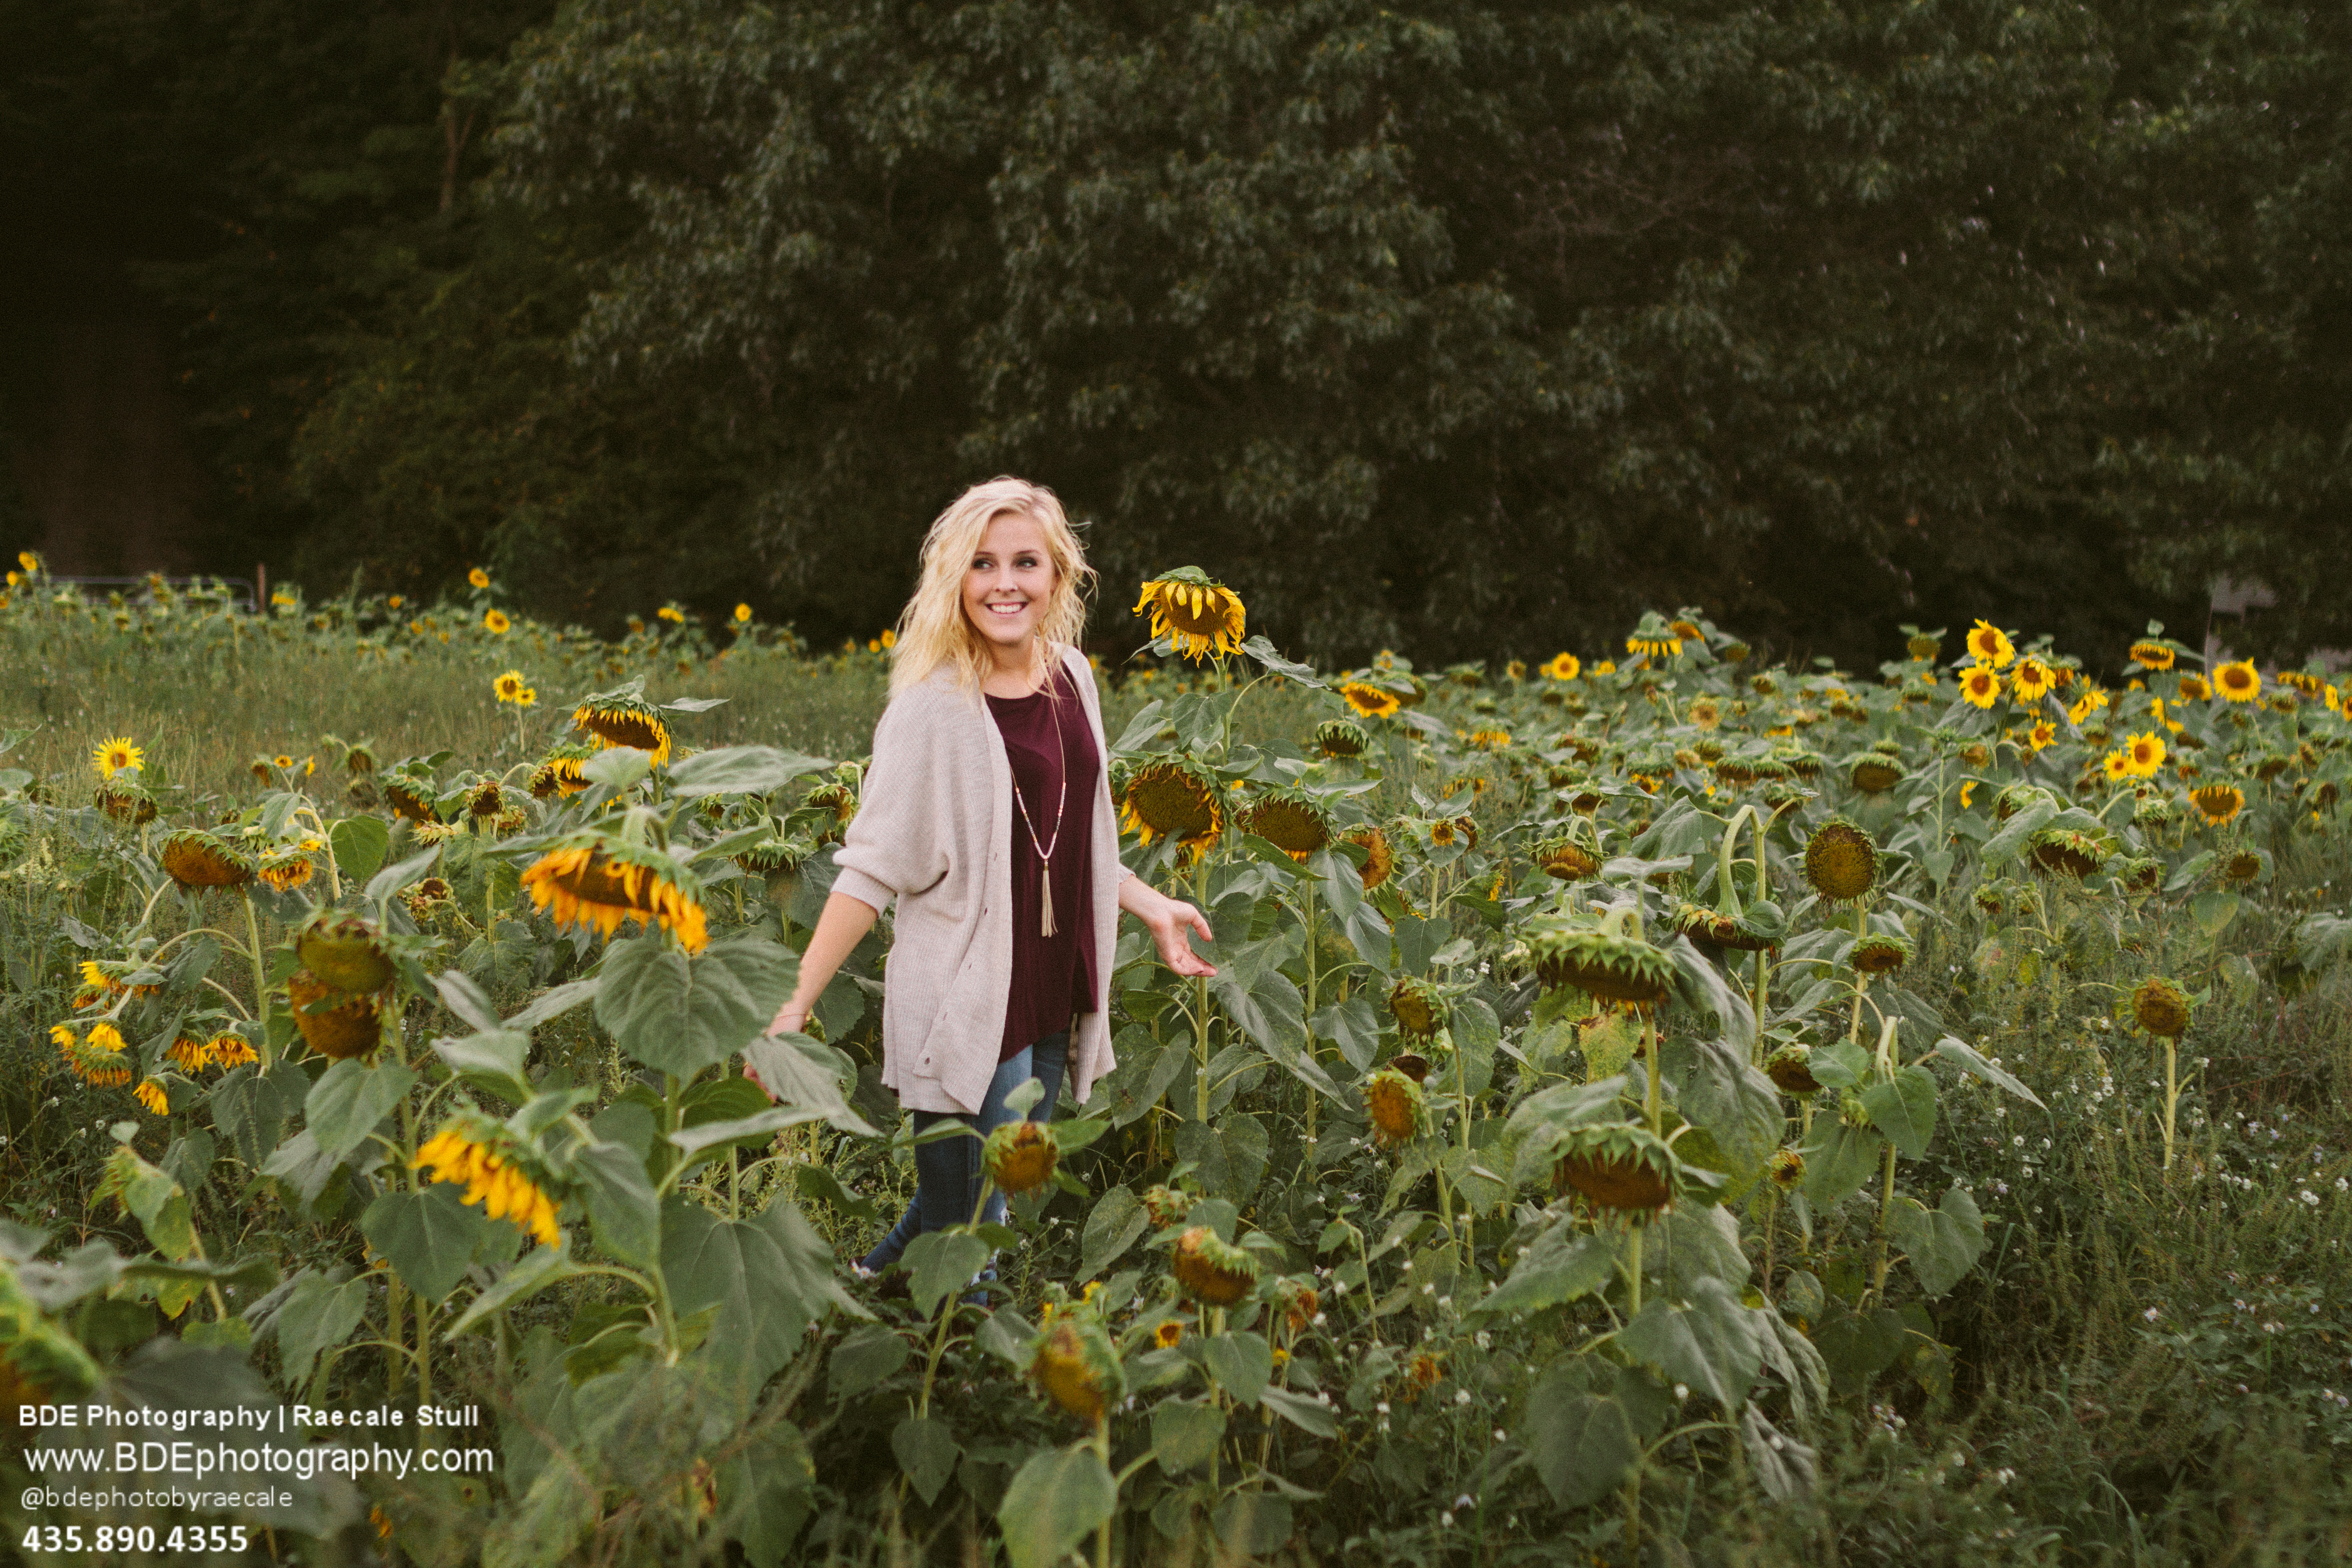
747, 892, 881, 1099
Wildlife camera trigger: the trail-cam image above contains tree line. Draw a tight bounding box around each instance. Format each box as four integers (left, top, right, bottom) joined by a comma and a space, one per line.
6, 0, 2347, 669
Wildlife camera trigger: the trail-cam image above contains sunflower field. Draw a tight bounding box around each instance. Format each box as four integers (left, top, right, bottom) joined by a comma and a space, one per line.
8, 556, 2352, 1565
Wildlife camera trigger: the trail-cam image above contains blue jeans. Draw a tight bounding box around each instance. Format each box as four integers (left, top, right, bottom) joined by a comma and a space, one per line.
860, 1031, 1068, 1272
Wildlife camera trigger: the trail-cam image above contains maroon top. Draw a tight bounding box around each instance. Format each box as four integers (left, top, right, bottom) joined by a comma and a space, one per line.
987, 664, 1100, 1063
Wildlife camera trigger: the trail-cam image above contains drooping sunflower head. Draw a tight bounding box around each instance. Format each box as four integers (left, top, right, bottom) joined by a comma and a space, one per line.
412, 1118, 565, 1248
2028, 826, 2107, 879
296, 910, 396, 995
1345, 825, 1393, 888
1241, 788, 1333, 862
2176, 673, 2211, 702
2132, 976, 2193, 1039
1387, 976, 1445, 1044
1363, 1067, 1425, 1146
1906, 631, 1945, 662
1624, 613, 1683, 662
382, 763, 440, 824
1524, 925, 1675, 1010
402, 877, 453, 921
159, 829, 253, 891
572, 681, 673, 766
984, 1120, 1061, 1197
2131, 640, 2176, 671
1120, 757, 1225, 856
286, 969, 384, 1060
1769, 1148, 1806, 1189
255, 848, 316, 892
1534, 820, 1603, 881
1551, 1123, 1682, 1220
734, 828, 818, 876
1313, 718, 1369, 758
1966, 619, 2016, 668
1171, 1225, 1260, 1306
1132, 568, 1247, 661
530, 742, 596, 800
1338, 679, 1403, 720
1771, 745, 1825, 780
1142, 1185, 1190, 1229
2189, 783, 2245, 828
522, 835, 708, 952
2223, 849, 2264, 885
1847, 753, 1906, 795
2214, 661, 2261, 703
1850, 932, 1913, 975
1764, 1043, 1821, 1096
91, 736, 145, 780
1803, 818, 1878, 904
95, 779, 158, 825
344, 741, 377, 775
1029, 1310, 1123, 1423
53, 1020, 132, 1086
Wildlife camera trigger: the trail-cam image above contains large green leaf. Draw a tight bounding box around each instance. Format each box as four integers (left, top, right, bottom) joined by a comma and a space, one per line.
902, 1230, 991, 1318
998, 1446, 1117, 1568
328, 815, 390, 882
1201, 1332, 1272, 1406
444, 1242, 582, 1337
433, 1029, 534, 1103
103, 1140, 195, 1261
739, 1032, 877, 1134
574, 1139, 662, 1268
1858, 1064, 1939, 1160
305, 1059, 418, 1165
719, 1421, 815, 1568
661, 1195, 845, 1385
892, 1415, 962, 1506
1522, 1373, 1640, 1509
1889, 1185, 1988, 1298
1660, 1034, 1781, 1194
1931, 1036, 2046, 1109
209, 1063, 304, 1169
274, 1272, 370, 1387
667, 745, 831, 798
1080, 1186, 1149, 1278
1472, 1223, 1615, 1318
361, 1184, 494, 1301
1799, 1118, 1884, 1208
1619, 1277, 1764, 1412
1151, 1398, 1225, 1473
1173, 1114, 1268, 1204
597, 935, 796, 1078
1213, 1491, 1294, 1556
1261, 1386, 1338, 1436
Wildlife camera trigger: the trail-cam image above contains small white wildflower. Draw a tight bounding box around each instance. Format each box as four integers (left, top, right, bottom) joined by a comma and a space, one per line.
1455, 1389, 1471, 1406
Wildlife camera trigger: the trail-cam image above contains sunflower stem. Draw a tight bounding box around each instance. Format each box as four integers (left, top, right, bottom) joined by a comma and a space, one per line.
239, 891, 271, 1066
1626, 1225, 1644, 1317
2162, 1036, 2181, 1178
1868, 1137, 1898, 1305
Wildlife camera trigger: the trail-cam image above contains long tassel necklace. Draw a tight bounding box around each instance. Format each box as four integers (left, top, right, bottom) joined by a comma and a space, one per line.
1009, 667, 1070, 938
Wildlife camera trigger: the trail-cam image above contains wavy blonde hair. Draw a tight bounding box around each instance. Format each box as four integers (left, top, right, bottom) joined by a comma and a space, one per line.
889, 478, 1096, 700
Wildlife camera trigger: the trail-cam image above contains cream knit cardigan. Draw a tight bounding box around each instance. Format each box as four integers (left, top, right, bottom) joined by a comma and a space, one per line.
829, 643, 1131, 1115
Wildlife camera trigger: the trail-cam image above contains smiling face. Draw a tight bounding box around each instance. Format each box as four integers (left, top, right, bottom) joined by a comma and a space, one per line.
962, 510, 1059, 666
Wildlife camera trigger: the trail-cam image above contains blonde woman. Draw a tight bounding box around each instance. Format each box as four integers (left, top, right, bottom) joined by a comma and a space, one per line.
749, 477, 1215, 1279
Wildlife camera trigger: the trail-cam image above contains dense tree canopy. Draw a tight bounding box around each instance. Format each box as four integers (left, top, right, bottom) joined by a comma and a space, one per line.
7, 0, 2349, 665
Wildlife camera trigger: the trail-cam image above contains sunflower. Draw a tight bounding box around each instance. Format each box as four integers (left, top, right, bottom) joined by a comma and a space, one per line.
1848, 754, 1905, 794
296, 911, 395, 994
91, 736, 144, 779
159, 829, 252, 890
523, 837, 709, 952
1242, 788, 1334, 862
573, 682, 673, 766
494, 670, 529, 704
1850, 932, 1913, 975
1312, 718, 1369, 759
1906, 631, 1944, 662
256, 848, 316, 891
96, 780, 157, 825
2124, 730, 2166, 776
2027, 721, 2058, 750
1120, 757, 1225, 857
1030, 1312, 1122, 1423
2176, 673, 2211, 702
1345, 825, 1393, 888
210, 1032, 257, 1069
2028, 827, 2107, 879
1534, 823, 1603, 880
2224, 850, 2263, 884
1804, 818, 1878, 903
1765, 1044, 1821, 1096
414, 1122, 564, 1248
530, 743, 595, 799
732, 603, 752, 624
165, 1032, 215, 1073
1542, 652, 1583, 682
1966, 620, 2016, 668
483, 609, 511, 635
2011, 658, 2055, 703
984, 1120, 1060, 1196
1339, 680, 1402, 720
1626, 633, 1681, 660
468, 567, 491, 589
2214, 660, 2260, 703
1552, 1124, 1682, 1217
1960, 667, 2003, 709
2189, 783, 2245, 828
2132, 976, 2192, 1039
1132, 568, 1247, 661
1171, 1225, 1259, 1306
2101, 751, 2132, 784
129, 1078, 168, 1116
1525, 926, 1674, 1009
1388, 976, 1445, 1043
53, 1020, 132, 1087
402, 877, 453, 921
1363, 1068, 1425, 1146
2130, 640, 2175, 671
287, 969, 383, 1059
1465, 727, 1512, 751
1153, 1320, 1186, 1349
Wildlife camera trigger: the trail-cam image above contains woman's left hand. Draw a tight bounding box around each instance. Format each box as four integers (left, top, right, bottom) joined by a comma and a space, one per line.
1120, 876, 1215, 977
